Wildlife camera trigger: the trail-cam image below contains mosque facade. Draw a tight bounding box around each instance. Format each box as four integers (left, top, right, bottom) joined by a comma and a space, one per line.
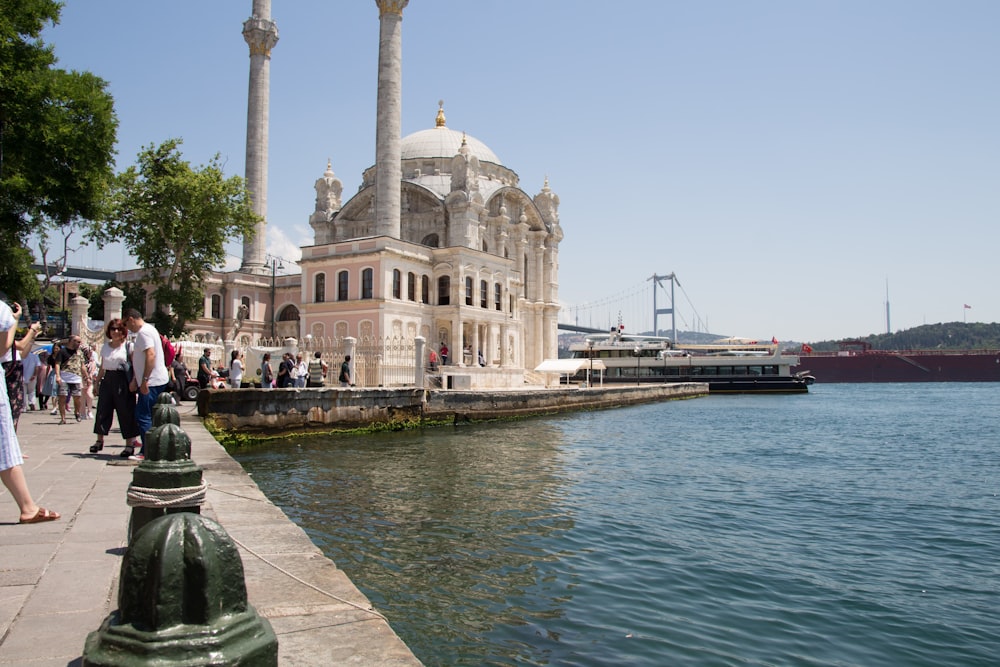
126, 1, 563, 383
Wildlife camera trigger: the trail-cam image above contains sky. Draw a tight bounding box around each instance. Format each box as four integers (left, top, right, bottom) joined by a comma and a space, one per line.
36, 1, 1000, 343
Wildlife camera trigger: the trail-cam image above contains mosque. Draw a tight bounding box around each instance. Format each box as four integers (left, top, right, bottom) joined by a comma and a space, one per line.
133, 1, 564, 386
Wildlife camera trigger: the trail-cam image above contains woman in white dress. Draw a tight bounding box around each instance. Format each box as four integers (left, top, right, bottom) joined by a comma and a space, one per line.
0, 301, 60, 524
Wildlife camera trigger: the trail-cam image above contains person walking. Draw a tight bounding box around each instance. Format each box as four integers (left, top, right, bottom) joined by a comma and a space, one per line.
197, 348, 213, 388
276, 352, 293, 388
122, 309, 170, 461
35, 350, 51, 411
1, 315, 41, 430
0, 301, 60, 524
53, 335, 85, 425
339, 355, 352, 388
21, 348, 40, 412
90, 319, 142, 455
307, 351, 327, 387
260, 353, 274, 389
229, 350, 244, 388
439, 343, 449, 366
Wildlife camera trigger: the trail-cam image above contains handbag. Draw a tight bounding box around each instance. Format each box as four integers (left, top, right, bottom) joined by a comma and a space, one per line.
41, 369, 57, 396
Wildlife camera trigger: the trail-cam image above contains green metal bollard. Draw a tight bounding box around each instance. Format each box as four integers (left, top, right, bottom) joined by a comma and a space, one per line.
127, 396, 204, 542
83, 513, 278, 666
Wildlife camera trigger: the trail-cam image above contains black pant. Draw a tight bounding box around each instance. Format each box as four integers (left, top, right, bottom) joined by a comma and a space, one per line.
94, 371, 140, 440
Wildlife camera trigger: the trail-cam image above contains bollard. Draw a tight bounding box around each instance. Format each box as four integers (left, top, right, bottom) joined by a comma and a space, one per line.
127, 395, 205, 542
83, 513, 278, 666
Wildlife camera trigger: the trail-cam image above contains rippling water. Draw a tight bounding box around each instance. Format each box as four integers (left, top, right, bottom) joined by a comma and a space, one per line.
234, 384, 1000, 666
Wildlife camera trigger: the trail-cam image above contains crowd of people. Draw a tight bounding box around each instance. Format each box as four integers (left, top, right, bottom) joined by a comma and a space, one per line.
1, 301, 360, 524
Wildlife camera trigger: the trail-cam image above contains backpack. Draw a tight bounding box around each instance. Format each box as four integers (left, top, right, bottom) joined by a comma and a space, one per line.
160, 334, 177, 367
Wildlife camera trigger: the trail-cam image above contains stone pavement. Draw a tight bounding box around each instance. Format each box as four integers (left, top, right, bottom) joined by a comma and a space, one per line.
0, 402, 421, 666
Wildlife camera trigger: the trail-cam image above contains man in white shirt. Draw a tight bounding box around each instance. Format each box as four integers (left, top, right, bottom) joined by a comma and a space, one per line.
20, 350, 40, 411
123, 309, 170, 460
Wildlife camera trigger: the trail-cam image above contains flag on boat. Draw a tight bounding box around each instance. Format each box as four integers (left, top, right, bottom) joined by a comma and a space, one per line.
801, 343, 813, 354
964, 304, 972, 309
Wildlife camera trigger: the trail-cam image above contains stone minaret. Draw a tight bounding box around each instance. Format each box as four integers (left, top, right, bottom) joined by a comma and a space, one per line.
374, 0, 408, 239
240, 1, 279, 275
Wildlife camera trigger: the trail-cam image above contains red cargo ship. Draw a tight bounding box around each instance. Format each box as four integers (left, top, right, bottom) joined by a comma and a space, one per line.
791, 341, 1000, 383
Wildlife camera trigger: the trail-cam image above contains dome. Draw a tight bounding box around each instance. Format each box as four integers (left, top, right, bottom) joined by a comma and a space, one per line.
401, 104, 502, 165
400, 126, 501, 165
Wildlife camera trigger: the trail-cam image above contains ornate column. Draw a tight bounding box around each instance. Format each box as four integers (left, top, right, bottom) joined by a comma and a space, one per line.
240, 1, 279, 275
374, 0, 408, 239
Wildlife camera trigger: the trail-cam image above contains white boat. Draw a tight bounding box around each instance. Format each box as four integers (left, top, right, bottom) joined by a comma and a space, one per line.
566, 330, 809, 394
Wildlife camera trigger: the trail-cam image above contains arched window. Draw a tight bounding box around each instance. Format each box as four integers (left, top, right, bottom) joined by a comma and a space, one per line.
465, 276, 473, 306
480, 280, 488, 308
494, 283, 502, 311
421, 233, 439, 247
421, 275, 430, 304
210, 294, 221, 319
438, 276, 450, 306
337, 270, 349, 301
407, 272, 416, 301
315, 273, 325, 303
392, 269, 402, 299
362, 268, 373, 299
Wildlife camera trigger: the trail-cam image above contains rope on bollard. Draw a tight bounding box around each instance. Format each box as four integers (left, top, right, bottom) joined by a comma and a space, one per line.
127, 482, 209, 508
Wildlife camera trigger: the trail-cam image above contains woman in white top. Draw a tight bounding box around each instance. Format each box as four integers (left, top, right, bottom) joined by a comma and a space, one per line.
229, 350, 244, 388
90, 319, 141, 455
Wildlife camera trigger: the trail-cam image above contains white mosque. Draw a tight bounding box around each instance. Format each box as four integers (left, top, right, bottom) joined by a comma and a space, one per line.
126, 1, 564, 386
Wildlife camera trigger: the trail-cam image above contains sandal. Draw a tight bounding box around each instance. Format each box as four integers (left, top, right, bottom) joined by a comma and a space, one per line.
120, 445, 134, 458
20, 507, 61, 524
89, 441, 104, 454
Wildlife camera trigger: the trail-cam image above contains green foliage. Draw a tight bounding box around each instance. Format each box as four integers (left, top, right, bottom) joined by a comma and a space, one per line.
809, 322, 1000, 351
0, 0, 118, 300
92, 139, 258, 333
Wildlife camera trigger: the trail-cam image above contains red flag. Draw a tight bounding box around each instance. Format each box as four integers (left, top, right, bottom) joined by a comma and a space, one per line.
771, 336, 778, 344
964, 304, 972, 309
801, 343, 813, 354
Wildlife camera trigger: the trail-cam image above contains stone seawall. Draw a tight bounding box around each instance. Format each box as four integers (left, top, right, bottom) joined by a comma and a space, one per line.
199, 383, 708, 433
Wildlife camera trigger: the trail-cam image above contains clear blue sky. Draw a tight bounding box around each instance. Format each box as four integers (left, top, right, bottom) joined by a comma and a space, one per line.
40, 1, 1000, 342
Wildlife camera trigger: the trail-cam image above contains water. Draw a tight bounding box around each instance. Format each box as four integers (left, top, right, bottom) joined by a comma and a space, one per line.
234, 384, 1000, 666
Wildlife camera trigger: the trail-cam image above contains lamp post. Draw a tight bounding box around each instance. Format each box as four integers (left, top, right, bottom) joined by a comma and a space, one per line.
587, 339, 594, 388
634, 346, 641, 386
269, 256, 284, 338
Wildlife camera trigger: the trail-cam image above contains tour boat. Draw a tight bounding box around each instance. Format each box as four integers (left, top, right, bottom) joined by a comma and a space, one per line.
567, 331, 810, 394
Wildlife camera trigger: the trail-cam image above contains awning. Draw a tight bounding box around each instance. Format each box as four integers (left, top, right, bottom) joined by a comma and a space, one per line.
534, 359, 606, 374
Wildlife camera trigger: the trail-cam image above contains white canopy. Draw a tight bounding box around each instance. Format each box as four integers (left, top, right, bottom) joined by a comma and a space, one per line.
534, 359, 606, 373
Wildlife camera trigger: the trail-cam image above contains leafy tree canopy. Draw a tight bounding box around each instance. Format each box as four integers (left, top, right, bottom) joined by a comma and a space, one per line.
0, 0, 118, 300
91, 139, 259, 335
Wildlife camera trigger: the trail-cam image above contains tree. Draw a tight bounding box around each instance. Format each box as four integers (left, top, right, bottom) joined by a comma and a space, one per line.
0, 1, 118, 300
91, 139, 259, 334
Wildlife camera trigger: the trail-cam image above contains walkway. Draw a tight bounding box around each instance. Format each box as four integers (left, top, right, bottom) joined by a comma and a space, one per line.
0, 402, 421, 666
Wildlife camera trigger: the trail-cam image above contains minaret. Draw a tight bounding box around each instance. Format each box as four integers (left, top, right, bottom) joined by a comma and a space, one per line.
240, 1, 279, 275
374, 0, 408, 239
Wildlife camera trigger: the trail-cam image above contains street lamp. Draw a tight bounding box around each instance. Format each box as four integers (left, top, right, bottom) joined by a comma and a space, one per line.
270, 256, 284, 338
587, 339, 594, 388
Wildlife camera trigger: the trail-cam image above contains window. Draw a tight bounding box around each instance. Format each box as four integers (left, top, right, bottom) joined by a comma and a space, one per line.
421, 275, 429, 304
494, 283, 502, 311
392, 269, 402, 299
241, 296, 251, 316
480, 280, 488, 308
407, 272, 416, 301
421, 233, 439, 247
315, 273, 325, 303
438, 276, 450, 305
211, 294, 221, 319
362, 268, 373, 299
465, 276, 473, 306
337, 270, 349, 301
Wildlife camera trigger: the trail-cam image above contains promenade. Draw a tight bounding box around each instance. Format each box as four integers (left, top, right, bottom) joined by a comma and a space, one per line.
0, 403, 421, 666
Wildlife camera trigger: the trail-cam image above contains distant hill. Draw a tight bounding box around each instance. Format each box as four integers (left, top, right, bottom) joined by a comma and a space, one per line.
805, 321, 1000, 352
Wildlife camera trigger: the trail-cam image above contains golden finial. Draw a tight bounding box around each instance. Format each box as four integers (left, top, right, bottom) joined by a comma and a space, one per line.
435, 99, 446, 128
